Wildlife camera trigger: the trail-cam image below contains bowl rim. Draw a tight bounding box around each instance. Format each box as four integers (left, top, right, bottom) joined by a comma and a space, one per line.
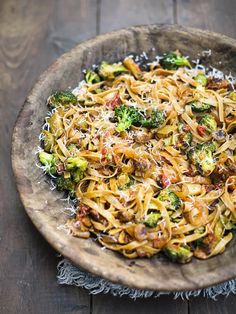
11, 24, 236, 292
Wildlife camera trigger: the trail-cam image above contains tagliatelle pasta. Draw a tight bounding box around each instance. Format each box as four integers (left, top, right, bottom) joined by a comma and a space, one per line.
39, 51, 236, 263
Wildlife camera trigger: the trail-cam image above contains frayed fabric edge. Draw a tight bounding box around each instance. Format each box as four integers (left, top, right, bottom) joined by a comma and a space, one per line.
57, 259, 236, 300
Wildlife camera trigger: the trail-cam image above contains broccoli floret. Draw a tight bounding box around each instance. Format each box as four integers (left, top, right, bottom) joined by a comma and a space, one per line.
56, 176, 75, 196
67, 144, 80, 157
229, 91, 236, 101
65, 157, 88, 182
190, 101, 211, 113
157, 188, 180, 211
48, 111, 64, 138
140, 110, 165, 129
98, 61, 127, 79
85, 69, 101, 84
194, 73, 208, 86
66, 157, 88, 171
117, 173, 134, 190
39, 151, 57, 174
114, 104, 141, 132
48, 91, 77, 108
199, 114, 217, 133
42, 130, 54, 152
164, 244, 193, 263
201, 141, 218, 152
177, 131, 193, 149
160, 51, 191, 70
187, 141, 217, 176
144, 212, 161, 228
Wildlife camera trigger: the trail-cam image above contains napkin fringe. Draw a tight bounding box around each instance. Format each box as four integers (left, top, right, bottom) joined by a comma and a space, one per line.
57, 259, 236, 300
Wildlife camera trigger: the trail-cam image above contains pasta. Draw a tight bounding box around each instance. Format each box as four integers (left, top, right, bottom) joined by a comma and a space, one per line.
39, 51, 236, 263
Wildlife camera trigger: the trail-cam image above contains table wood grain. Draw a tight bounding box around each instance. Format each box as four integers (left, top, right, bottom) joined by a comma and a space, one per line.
0, 0, 235, 313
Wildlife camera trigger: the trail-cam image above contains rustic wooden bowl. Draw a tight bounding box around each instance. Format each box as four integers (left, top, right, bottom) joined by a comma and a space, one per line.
12, 25, 236, 292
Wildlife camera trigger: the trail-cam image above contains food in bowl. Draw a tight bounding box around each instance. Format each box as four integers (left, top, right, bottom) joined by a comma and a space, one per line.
38, 51, 236, 263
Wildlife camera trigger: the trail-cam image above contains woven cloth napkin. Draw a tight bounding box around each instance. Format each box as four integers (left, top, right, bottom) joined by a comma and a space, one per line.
57, 259, 236, 299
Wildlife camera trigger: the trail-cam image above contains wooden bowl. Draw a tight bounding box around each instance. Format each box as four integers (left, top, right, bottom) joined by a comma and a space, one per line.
12, 25, 236, 292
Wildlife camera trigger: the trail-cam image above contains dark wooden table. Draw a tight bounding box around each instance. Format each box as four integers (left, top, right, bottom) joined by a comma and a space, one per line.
1, 0, 236, 313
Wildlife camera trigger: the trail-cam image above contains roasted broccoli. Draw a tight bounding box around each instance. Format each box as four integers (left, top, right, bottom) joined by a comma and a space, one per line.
229, 91, 236, 101
194, 73, 208, 86
140, 110, 165, 129
56, 176, 75, 196
48, 91, 77, 108
164, 243, 193, 263
48, 111, 64, 138
187, 141, 217, 176
157, 188, 180, 211
177, 131, 193, 149
85, 69, 101, 84
194, 221, 224, 258
199, 114, 217, 134
117, 173, 134, 190
144, 212, 161, 228
98, 61, 127, 79
160, 51, 191, 70
39, 151, 57, 174
114, 104, 141, 132
42, 130, 54, 152
65, 157, 88, 182
189, 101, 211, 113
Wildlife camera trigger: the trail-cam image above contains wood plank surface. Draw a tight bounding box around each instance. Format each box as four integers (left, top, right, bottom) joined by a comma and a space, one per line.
99, 0, 174, 33
1, 0, 236, 313
177, 0, 236, 38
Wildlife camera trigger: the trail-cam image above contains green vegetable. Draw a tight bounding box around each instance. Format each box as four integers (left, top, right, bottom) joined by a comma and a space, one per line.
199, 114, 217, 133
99, 61, 127, 79
157, 188, 180, 211
144, 212, 161, 228
39, 151, 57, 174
178, 131, 193, 149
194, 73, 208, 86
66, 157, 88, 171
190, 101, 211, 113
85, 69, 101, 84
187, 141, 218, 176
48, 91, 77, 108
48, 111, 64, 138
42, 130, 54, 152
65, 157, 88, 182
229, 91, 236, 101
160, 51, 191, 70
114, 104, 142, 132
140, 110, 165, 129
56, 176, 75, 196
164, 244, 193, 263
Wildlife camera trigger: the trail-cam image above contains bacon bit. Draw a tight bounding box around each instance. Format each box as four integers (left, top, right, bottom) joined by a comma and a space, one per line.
57, 163, 65, 174
106, 93, 122, 109
197, 125, 206, 136
161, 172, 171, 188
101, 147, 107, 155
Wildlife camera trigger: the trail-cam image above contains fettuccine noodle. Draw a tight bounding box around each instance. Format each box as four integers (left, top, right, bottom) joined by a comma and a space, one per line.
39, 52, 236, 263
